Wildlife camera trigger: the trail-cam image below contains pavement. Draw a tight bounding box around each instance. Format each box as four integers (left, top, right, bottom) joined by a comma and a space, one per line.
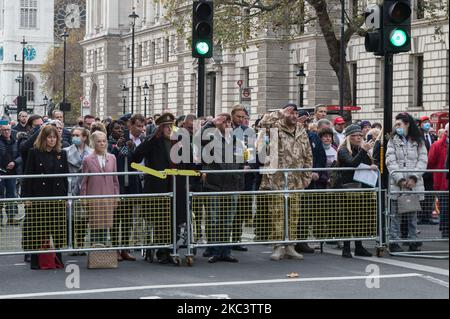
0, 242, 447, 300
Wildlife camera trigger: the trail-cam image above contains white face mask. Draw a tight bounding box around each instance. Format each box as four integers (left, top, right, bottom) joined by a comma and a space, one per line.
323, 143, 331, 150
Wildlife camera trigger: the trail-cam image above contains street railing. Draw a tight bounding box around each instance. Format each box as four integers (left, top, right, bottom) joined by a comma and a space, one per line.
386, 169, 449, 259
0, 167, 383, 265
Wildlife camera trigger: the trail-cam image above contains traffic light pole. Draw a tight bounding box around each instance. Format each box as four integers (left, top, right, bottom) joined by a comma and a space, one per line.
379, 53, 393, 253
381, 53, 393, 189
197, 57, 205, 118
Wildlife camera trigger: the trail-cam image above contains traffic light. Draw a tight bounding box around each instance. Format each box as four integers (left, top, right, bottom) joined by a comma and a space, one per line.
383, 0, 411, 54
364, 4, 384, 56
192, 1, 213, 58
59, 102, 71, 112
17, 96, 27, 114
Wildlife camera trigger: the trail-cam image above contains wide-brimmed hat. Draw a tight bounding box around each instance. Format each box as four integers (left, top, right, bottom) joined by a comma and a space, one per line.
156, 112, 175, 126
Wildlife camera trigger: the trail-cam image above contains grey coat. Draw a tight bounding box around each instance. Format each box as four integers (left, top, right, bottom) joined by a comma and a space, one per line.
385, 135, 428, 200
64, 144, 93, 196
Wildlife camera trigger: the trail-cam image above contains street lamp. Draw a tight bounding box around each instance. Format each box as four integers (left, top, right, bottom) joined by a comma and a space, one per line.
121, 84, 129, 114
43, 95, 49, 118
143, 81, 149, 118
296, 64, 306, 109
61, 29, 69, 106
129, 9, 139, 114
14, 37, 27, 97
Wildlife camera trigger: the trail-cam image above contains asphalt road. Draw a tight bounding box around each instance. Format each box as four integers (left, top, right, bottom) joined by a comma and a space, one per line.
0, 243, 447, 300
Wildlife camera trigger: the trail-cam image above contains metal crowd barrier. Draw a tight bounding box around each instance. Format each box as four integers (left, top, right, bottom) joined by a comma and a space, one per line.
183, 167, 383, 261
0, 171, 174, 258
386, 169, 449, 259
1, 167, 383, 266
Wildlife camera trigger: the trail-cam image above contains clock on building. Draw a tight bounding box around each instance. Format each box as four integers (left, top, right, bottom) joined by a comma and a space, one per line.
54, 0, 86, 40
24, 46, 37, 61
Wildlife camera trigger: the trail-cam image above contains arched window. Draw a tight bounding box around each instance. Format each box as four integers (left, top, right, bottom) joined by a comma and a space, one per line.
24, 75, 35, 102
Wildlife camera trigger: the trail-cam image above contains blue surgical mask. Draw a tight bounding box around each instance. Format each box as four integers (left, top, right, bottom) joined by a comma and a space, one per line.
396, 128, 405, 137
422, 123, 431, 131
72, 137, 82, 146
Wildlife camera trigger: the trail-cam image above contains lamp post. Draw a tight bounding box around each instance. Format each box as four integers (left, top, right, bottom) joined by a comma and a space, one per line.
296, 64, 306, 109
121, 84, 129, 114
129, 9, 139, 114
143, 81, 149, 118
43, 95, 49, 118
14, 37, 27, 97
61, 29, 69, 106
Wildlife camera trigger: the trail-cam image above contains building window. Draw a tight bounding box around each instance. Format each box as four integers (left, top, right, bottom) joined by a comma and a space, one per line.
24, 76, 35, 102
150, 41, 156, 65
164, 38, 169, 62
415, 55, 424, 107
350, 62, 357, 106
20, 0, 38, 29
162, 83, 168, 109
243, 67, 250, 87
138, 44, 143, 67
127, 47, 131, 68
416, 0, 425, 19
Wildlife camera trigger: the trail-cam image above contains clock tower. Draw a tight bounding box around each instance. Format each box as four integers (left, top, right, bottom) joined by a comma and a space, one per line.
0, 0, 55, 117
54, 0, 86, 41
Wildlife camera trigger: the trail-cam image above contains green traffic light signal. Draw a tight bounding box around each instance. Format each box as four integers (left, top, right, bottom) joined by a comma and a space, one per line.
390, 28, 408, 47
195, 41, 210, 56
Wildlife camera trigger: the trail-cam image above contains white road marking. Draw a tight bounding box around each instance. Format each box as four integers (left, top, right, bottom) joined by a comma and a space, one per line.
323, 248, 449, 277
140, 296, 162, 299
420, 275, 449, 288
0, 273, 421, 299
14, 263, 26, 266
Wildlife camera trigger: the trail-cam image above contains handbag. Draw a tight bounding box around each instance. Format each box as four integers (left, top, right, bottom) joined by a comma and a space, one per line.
397, 193, 422, 214
38, 240, 64, 270
87, 244, 118, 269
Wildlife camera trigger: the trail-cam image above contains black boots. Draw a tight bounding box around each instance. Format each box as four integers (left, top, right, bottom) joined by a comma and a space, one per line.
342, 241, 373, 258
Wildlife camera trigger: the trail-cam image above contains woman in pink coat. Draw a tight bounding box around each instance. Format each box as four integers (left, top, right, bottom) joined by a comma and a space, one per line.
80, 131, 120, 245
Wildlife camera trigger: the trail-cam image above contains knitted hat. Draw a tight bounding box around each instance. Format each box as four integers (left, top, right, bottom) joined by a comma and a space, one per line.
344, 124, 363, 137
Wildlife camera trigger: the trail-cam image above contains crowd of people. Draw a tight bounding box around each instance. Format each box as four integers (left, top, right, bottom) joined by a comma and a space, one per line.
0, 104, 448, 269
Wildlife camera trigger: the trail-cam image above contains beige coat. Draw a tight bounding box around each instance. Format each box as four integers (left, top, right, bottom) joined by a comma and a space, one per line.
258, 110, 313, 190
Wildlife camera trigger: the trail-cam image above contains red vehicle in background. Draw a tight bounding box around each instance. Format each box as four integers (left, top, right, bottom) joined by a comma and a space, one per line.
430, 111, 449, 131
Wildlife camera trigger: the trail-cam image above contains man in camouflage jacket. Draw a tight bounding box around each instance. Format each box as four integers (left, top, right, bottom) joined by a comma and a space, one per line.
257, 105, 313, 261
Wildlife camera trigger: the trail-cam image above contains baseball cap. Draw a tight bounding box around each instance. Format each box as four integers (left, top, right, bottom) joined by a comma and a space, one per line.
283, 103, 298, 111
333, 116, 345, 125
420, 116, 430, 122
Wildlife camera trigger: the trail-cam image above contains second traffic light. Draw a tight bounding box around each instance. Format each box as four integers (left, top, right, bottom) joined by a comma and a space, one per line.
192, 1, 213, 58
364, 1, 411, 56
383, 0, 411, 54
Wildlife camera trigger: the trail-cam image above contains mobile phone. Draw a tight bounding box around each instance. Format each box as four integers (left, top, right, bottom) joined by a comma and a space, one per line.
367, 134, 373, 141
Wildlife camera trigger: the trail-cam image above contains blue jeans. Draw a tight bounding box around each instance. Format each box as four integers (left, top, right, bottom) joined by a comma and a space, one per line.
0, 178, 18, 219
206, 195, 237, 258
389, 200, 418, 241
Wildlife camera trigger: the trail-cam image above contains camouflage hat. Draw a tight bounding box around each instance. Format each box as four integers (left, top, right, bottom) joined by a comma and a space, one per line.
156, 112, 175, 126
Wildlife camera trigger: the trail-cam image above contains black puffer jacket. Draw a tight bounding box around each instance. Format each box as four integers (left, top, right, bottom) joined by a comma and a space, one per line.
337, 144, 372, 185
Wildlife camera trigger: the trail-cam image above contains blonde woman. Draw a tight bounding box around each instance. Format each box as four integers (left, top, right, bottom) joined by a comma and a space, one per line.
80, 131, 120, 248
337, 124, 377, 258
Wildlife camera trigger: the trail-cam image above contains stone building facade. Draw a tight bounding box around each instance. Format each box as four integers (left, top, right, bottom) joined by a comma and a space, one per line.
81, 0, 449, 123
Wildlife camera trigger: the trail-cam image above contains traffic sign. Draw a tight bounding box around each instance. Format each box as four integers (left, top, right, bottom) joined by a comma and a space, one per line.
241, 87, 251, 101
237, 80, 243, 87
82, 100, 90, 108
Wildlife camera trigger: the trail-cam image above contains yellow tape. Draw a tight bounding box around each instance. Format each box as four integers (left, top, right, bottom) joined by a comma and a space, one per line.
164, 169, 201, 177
131, 163, 167, 179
